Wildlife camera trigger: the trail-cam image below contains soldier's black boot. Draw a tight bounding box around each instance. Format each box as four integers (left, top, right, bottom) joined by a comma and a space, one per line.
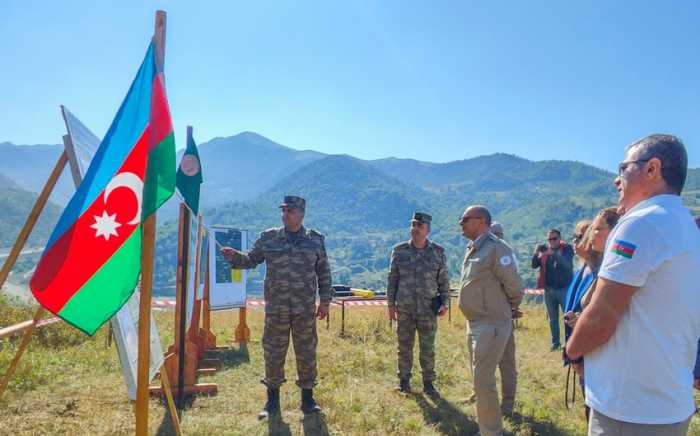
423, 380, 438, 396
395, 379, 410, 393
257, 388, 280, 421
300, 388, 322, 414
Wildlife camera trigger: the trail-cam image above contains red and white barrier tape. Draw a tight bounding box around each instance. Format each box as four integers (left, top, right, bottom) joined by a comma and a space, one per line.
333, 300, 388, 306
32, 291, 544, 330
150, 300, 176, 306
152, 300, 388, 307
36, 317, 61, 328
152, 292, 545, 308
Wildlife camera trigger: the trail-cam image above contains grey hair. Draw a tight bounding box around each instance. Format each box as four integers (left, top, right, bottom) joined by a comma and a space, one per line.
626, 134, 687, 193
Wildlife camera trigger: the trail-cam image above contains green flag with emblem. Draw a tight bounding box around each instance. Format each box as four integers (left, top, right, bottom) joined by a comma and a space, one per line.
176, 133, 203, 215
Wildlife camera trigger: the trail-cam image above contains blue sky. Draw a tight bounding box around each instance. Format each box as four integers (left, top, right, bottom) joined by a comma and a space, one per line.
1, 1, 699, 172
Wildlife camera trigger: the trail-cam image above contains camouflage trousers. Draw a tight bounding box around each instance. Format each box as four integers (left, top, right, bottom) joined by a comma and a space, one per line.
262, 312, 318, 389
396, 311, 438, 381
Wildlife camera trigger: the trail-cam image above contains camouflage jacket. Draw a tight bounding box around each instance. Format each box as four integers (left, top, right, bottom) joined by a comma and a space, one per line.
228, 225, 333, 314
386, 240, 450, 315
459, 231, 522, 325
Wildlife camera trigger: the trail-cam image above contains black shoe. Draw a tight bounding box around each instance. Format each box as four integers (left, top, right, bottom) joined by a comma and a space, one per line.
395, 379, 410, 393
423, 381, 438, 396
550, 343, 561, 351
258, 388, 280, 420
301, 388, 322, 414
501, 405, 514, 417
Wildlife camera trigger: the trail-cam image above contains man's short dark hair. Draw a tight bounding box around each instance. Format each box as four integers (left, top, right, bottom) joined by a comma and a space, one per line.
627, 134, 688, 194
548, 229, 561, 237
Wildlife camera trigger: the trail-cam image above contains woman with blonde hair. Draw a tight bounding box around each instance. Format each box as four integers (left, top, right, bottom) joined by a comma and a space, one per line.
579, 207, 621, 309
562, 220, 599, 342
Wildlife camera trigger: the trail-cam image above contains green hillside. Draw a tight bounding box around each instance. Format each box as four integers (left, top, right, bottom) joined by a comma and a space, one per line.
152, 153, 661, 296
3, 153, 698, 298
0, 179, 63, 250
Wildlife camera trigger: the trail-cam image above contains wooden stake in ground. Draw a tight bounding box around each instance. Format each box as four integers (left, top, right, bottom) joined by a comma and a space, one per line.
135, 11, 166, 436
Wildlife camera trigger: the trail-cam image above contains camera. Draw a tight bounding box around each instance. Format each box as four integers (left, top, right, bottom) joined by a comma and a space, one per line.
538, 244, 548, 253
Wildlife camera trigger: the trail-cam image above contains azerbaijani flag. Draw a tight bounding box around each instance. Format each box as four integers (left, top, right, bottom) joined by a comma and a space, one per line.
611, 239, 636, 259
30, 34, 175, 336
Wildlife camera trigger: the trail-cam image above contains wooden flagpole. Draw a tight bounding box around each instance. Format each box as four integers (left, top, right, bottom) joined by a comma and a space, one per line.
177, 125, 194, 402
177, 203, 190, 403
135, 10, 166, 436
136, 212, 156, 436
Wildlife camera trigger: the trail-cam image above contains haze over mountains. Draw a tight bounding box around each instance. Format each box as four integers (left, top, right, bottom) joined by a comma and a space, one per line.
1, 132, 699, 295
0, 131, 620, 208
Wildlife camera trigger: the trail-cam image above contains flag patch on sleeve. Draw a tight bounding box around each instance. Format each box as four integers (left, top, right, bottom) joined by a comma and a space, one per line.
611, 239, 636, 259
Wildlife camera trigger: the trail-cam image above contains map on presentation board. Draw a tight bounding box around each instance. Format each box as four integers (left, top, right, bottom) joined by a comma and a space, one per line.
208, 227, 247, 310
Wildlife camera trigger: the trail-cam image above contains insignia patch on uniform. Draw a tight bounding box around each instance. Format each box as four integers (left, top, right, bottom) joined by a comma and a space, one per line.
500, 255, 512, 266
611, 239, 636, 259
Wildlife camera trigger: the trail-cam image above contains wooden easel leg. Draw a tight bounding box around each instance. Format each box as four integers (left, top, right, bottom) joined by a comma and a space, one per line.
159, 365, 183, 436
0, 307, 44, 399
235, 307, 250, 343
107, 323, 114, 347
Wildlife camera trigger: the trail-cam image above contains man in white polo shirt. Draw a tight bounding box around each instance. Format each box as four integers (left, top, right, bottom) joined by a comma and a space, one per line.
565, 134, 700, 436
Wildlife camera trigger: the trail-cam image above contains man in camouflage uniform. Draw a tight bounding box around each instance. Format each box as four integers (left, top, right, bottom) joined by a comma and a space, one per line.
221, 195, 332, 420
387, 212, 450, 396
458, 205, 522, 436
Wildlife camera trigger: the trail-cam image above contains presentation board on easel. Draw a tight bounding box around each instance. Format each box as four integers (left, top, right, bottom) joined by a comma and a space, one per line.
61, 106, 164, 400
208, 227, 247, 310
110, 289, 164, 400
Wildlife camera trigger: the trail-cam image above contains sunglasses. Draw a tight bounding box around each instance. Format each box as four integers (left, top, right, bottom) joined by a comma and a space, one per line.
573, 233, 584, 241
460, 215, 484, 223
547, 237, 559, 242
618, 158, 650, 177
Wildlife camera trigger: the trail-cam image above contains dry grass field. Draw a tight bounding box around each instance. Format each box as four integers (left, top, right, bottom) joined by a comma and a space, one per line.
1, 300, 699, 436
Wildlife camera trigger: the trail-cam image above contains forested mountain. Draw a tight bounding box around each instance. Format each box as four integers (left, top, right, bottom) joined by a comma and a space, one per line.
0, 132, 327, 208
195, 132, 328, 205
153, 153, 636, 296
3, 134, 699, 297
683, 167, 700, 211
0, 142, 74, 206
0, 177, 63, 249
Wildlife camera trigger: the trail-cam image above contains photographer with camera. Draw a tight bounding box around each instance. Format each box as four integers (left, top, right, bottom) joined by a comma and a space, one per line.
531, 229, 574, 351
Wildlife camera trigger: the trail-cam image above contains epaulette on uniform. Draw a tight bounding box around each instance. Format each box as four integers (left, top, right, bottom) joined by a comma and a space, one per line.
430, 241, 446, 253
260, 228, 280, 238
393, 241, 411, 251
487, 232, 501, 243
308, 228, 325, 240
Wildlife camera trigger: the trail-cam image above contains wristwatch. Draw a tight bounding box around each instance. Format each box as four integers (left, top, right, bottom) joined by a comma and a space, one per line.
563, 346, 584, 365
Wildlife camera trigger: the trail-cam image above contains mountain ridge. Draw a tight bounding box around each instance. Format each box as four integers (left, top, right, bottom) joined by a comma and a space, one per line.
3, 132, 699, 296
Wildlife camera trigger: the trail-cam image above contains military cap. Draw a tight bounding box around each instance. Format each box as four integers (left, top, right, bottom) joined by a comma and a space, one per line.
490, 221, 504, 235
411, 212, 432, 225
279, 195, 306, 211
